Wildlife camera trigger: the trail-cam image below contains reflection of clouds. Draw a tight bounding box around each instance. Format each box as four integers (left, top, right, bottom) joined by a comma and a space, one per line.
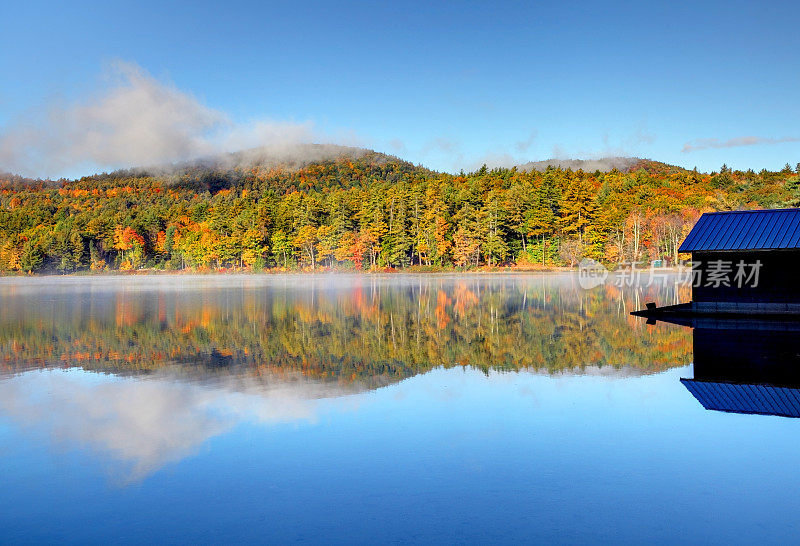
0, 370, 362, 482
552, 365, 646, 378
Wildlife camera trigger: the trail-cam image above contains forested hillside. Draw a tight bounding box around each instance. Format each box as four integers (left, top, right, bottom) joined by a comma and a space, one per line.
1, 148, 799, 273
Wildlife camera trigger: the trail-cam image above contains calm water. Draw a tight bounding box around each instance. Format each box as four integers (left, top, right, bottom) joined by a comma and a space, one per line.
1, 273, 798, 544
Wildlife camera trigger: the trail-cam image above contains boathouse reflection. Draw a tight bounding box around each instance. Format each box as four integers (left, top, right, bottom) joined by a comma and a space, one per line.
679, 320, 800, 418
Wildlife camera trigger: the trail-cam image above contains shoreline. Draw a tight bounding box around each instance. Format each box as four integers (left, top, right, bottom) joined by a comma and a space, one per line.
0, 268, 571, 279
0, 265, 690, 279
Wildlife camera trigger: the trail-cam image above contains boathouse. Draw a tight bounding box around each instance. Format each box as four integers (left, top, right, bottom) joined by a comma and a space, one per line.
678, 208, 800, 314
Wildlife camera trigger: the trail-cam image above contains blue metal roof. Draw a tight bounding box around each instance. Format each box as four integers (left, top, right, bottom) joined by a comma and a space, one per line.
678, 209, 800, 252
681, 379, 800, 417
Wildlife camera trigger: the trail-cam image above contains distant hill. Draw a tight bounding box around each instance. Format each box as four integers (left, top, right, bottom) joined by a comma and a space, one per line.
0, 171, 61, 188
515, 157, 687, 174
220, 143, 418, 172
69, 144, 432, 193
103, 144, 428, 178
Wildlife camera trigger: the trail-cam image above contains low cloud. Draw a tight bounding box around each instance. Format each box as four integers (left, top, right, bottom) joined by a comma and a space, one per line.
682, 135, 800, 153
514, 131, 537, 153
517, 157, 640, 173
421, 136, 460, 155
551, 144, 567, 159
462, 131, 537, 171
628, 126, 656, 147
388, 138, 407, 153
420, 136, 465, 171
0, 61, 318, 177
597, 125, 657, 158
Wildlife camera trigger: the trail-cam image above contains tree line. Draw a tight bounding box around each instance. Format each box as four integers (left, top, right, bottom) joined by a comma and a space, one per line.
1, 156, 799, 273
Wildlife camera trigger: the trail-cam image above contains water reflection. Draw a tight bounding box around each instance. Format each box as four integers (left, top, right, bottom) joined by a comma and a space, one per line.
680, 321, 800, 417
0, 274, 692, 480
0, 369, 363, 482
0, 274, 692, 378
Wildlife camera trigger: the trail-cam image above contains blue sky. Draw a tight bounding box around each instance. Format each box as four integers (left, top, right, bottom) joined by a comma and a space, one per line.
1, 0, 799, 177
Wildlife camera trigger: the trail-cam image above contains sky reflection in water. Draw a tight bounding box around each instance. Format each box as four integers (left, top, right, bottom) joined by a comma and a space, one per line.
1, 274, 798, 544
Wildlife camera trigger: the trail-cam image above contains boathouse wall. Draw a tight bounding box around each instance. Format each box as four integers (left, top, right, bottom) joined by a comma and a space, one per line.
692, 249, 800, 309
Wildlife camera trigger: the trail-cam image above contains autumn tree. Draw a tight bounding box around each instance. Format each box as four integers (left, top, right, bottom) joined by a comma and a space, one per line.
526, 171, 560, 265
559, 171, 595, 244
481, 190, 508, 266
271, 230, 292, 268
316, 224, 338, 267
113, 226, 146, 270
293, 225, 318, 269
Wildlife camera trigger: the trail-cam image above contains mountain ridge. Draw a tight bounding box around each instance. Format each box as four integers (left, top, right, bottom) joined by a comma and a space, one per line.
514, 157, 688, 174
2, 144, 691, 185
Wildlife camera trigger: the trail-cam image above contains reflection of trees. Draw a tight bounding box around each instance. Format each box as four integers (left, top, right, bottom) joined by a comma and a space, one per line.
0, 276, 691, 384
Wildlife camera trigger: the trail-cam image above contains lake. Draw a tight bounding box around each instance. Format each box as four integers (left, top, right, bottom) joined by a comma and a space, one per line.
1, 273, 798, 544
